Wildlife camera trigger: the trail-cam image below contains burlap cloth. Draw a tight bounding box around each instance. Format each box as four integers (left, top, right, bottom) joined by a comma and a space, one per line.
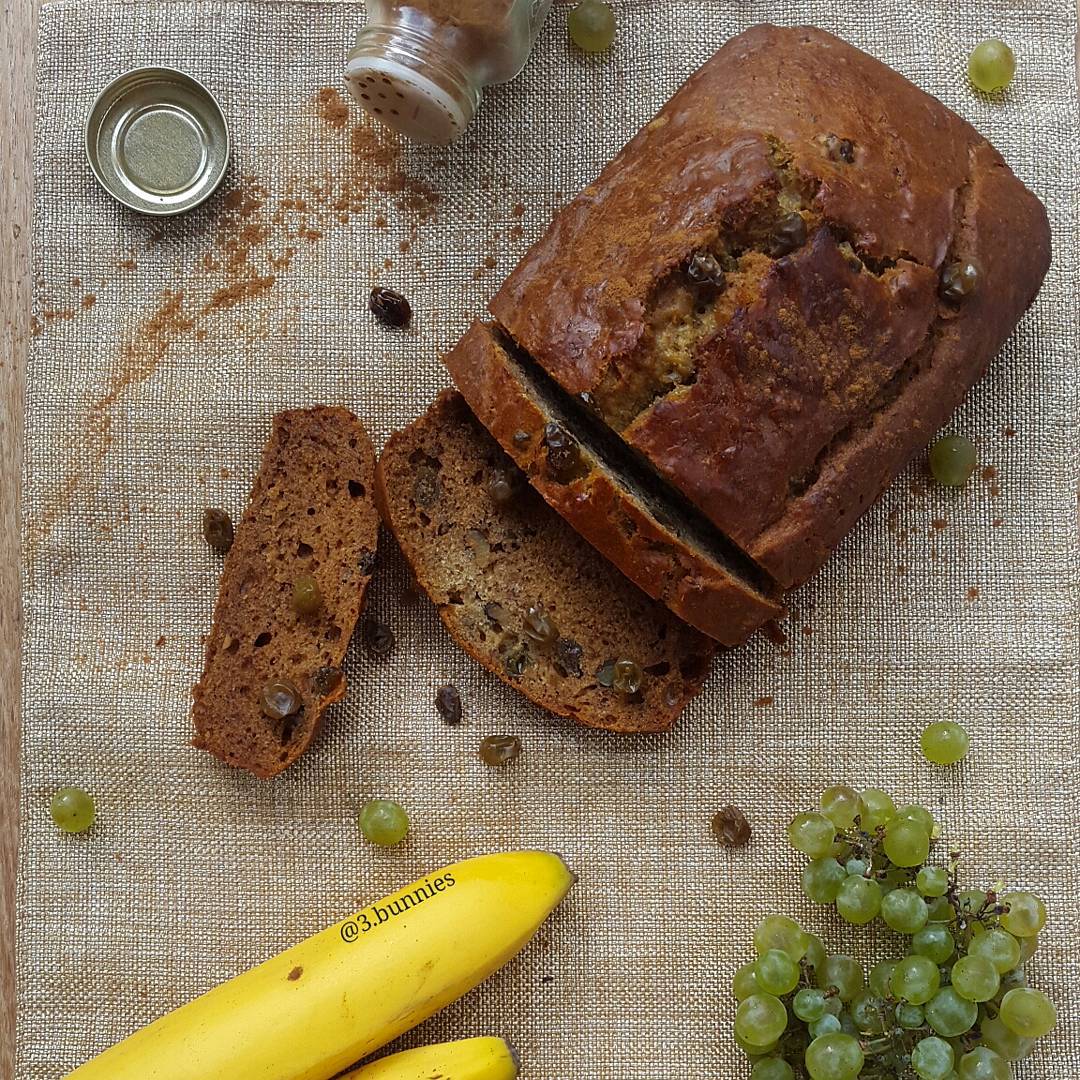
18, 0, 1078, 1076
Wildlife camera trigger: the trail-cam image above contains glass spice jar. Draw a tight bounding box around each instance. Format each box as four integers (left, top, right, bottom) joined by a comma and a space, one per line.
344, 0, 552, 144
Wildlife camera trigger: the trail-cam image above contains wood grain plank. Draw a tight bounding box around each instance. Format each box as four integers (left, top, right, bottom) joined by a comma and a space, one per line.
1, 0, 36, 1069
0, 5, 1076, 1078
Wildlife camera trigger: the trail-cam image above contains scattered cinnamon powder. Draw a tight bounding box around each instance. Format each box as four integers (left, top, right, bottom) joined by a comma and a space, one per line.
81, 294, 96, 309
991, 517, 1004, 527
989, 482, 1001, 498
399, 239, 411, 253
29, 316, 42, 337
509, 223, 524, 241
483, 255, 497, 269
1003, 425, 1016, 437
219, 467, 231, 479
315, 86, 349, 129
206, 275, 276, 312
374, 215, 388, 229
981, 465, 999, 481
931, 518, 947, 530
965, 587, 980, 601
512, 202, 525, 216
155, 635, 166, 648
753, 695, 775, 707
801, 625, 813, 636
117, 257, 136, 271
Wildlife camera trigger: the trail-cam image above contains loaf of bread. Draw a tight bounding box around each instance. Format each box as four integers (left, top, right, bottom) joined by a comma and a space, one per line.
449, 25, 1051, 608
376, 391, 716, 732
443, 320, 782, 646
192, 407, 379, 777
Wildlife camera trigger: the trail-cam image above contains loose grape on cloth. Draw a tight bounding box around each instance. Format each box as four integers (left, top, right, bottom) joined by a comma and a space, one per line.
18, 1, 1079, 1077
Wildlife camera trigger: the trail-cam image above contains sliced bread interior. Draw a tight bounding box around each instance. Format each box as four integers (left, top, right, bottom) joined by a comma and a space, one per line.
376, 390, 716, 733
192, 406, 379, 777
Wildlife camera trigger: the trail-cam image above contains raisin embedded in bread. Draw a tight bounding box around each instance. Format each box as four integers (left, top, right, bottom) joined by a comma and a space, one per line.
443, 320, 782, 646
488, 25, 1051, 588
375, 391, 716, 733
192, 407, 379, 778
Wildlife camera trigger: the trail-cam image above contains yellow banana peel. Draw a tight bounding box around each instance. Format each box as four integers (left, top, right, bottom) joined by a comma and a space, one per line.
341, 1036, 518, 1080
67, 850, 572, 1080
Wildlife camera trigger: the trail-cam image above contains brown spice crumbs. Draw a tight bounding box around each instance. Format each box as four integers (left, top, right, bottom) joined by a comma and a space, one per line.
287, 966, 303, 981
981, 466, 999, 481
989, 483, 1001, 498
206, 275, 276, 313
81, 294, 96, 309
762, 620, 789, 652
509, 223, 524, 241
801, 625, 813, 636
931, 518, 947, 530
315, 85, 349, 128
966, 587, 980, 601
991, 517, 1004, 527
29, 316, 42, 337
754, 695, 775, 707
1003, 425, 1016, 437
399, 239, 411, 253
483, 255, 497, 269
220, 467, 232, 479
155, 635, 166, 648
117, 258, 136, 271
512, 202, 525, 216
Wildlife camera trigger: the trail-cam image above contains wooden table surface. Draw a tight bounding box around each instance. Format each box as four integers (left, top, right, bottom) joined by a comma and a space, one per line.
0, 1, 1075, 1075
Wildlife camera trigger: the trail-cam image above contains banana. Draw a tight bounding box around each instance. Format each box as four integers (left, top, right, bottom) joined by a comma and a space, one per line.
67, 851, 572, 1080
341, 1037, 518, 1080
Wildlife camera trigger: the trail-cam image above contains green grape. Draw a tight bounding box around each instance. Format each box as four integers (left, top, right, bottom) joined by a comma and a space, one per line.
884, 818, 930, 868
357, 799, 410, 845
802, 858, 847, 904
958, 888, 987, 914
849, 990, 885, 1033
567, 0, 616, 53
808, 1013, 842, 1038
822, 995, 843, 1017
50, 786, 96, 833
754, 915, 807, 961
894, 803, 936, 834
755, 949, 800, 996
926, 895, 954, 923
858, 788, 895, 831
837, 1010, 859, 1037
836, 875, 882, 925
969, 928, 1021, 974
788, 812, 837, 859
843, 857, 868, 877
897, 1001, 925, 1029
734, 961, 760, 1001
921, 720, 970, 765
820, 785, 861, 829
881, 888, 929, 934
929, 435, 977, 486
950, 955, 1000, 1002
913, 925, 956, 964
804, 1033, 864, 1080
794, 988, 828, 1022
869, 960, 900, 997
980, 1015, 1036, 1061
911, 1035, 956, 1080
751, 1059, 795, 1080
999, 891, 1046, 938
817, 954, 864, 1001
957, 1046, 1010, 1080
891, 955, 941, 1005
735, 993, 790, 1047
916, 866, 950, 897
735, 1030, 779, 1056
1016, 933, 1039, 963
968, 39, 1016, 93
999, 987, 1056, 1037
925, 987, 978, 1037
803, 932, 827, 970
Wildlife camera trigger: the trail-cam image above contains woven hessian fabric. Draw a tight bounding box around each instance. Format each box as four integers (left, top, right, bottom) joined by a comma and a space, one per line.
19, 1, 1079, 1076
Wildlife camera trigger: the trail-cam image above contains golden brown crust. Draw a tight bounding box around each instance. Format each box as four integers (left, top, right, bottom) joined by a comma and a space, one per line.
375, 390, 716, 732
192, 407, 379, 778
489, 25, 1051, 588
443, 321, 782, 646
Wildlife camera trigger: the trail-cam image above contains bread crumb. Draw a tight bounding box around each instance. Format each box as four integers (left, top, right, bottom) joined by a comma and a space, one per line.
989, 482, 1001, 498
931, 518, 947, 530
762, 620, 790, 653
81, 293, 96, 309
965, 587, 980, 601
801, 625, 813, 636
155, 635, 166, 648
399, 239, 411, 254
991, 517, 1004, 527
753, 695, 775, 707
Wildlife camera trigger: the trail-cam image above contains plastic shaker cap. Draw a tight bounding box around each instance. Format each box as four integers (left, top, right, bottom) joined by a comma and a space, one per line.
344, 54, 473, 145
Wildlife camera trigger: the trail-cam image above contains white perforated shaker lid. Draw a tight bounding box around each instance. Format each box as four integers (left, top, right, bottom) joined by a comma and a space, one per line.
344, 54, 475, 145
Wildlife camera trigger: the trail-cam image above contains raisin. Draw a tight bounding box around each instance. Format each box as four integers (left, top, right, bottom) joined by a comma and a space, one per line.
553, 637, 584, 678
612, 659, 643, 696
435, 684, 462, 725
522, 604, 559, 646
686, 251, 726, 288
292, 575, 322, 617
357, 549, 378, 576
596, 660, 616, 688
311, 666, 344, 697
512, 430, 531, 446
202, 508, 234, 553
478, 734, 521, 766
486, 468, 515, 505
504, 645, 529, 677
543, 422, 584, 482
260, 679, 301, 720
363, 619, 395, 657
483, 601, 508, 628
824, 133, 856, 163
767, 212, 807, 257
939, 260, 979, 303
369, 286, 411, 327
712, 805, 752, 847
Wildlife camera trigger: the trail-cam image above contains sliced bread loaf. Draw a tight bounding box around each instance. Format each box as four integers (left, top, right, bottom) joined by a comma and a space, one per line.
192, 407, 379, 777
375, 390, 715, 733
442, 320, 782, 646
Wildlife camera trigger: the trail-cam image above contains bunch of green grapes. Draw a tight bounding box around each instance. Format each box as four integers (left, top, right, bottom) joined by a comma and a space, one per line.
733, 787, 1056, 1078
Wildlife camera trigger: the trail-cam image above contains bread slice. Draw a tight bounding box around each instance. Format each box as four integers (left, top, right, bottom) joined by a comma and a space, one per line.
443, 320, 782, 646
376, 391, 715, 733
192, 407, 379, 777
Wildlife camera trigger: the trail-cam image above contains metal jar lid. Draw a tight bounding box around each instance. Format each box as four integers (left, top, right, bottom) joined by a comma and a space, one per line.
85, 67, 230, 216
